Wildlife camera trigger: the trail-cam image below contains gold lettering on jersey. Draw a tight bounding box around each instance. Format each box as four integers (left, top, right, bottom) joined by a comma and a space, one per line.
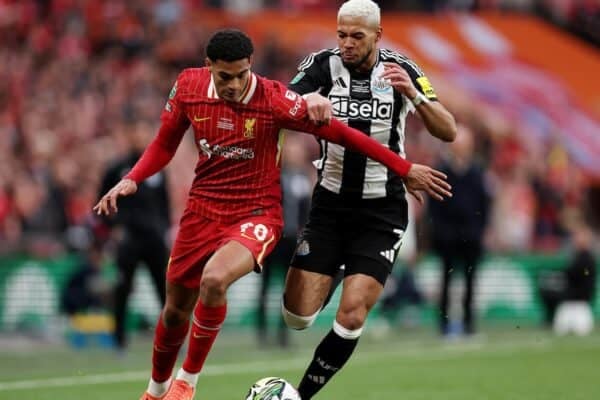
244, 118, 256, 138
416, 76, 437, 99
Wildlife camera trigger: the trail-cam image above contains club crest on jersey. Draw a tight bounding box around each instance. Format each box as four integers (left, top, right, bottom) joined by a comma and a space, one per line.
372, 77, 392, 93
329, 95, 392, 119
243, 118, 256, 138
296, 239, 310, 256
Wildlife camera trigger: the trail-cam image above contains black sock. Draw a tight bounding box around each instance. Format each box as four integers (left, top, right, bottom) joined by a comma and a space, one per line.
297, 327, 359, 399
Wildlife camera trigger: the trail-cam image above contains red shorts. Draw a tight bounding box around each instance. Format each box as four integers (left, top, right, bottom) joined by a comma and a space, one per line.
167, 208, 283, 288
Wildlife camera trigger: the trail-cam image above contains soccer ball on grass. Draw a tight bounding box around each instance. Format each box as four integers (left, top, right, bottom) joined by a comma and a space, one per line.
244, 377, 301, 400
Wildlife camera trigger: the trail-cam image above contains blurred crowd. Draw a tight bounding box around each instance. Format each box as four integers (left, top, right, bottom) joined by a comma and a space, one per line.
0, 0, 597, 260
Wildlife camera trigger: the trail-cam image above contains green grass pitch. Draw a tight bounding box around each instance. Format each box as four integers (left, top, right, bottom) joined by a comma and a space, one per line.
1, 326, 598, 400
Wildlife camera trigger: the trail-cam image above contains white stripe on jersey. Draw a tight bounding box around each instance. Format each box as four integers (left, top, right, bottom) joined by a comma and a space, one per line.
380, 49, 424, 76
298, 48, 340, 72
317, 51, 412, 199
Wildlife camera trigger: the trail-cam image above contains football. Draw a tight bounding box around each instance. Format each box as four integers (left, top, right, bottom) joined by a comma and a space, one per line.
244, 377, 301, 400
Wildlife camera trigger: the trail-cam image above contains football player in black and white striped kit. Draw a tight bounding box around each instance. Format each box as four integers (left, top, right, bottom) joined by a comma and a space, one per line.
281, 1, 457, 398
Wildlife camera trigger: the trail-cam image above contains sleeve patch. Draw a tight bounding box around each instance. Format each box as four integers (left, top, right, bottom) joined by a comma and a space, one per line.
285, 90, 298, 101
290, 71, 305, 85
169, 81, 178, 99
416, 76, 437, 99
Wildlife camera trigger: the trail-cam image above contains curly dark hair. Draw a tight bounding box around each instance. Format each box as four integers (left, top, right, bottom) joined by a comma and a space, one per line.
206, 29, 254, 62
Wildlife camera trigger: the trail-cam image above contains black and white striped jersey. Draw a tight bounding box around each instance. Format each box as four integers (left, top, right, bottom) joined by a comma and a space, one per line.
289, 48, 438, 200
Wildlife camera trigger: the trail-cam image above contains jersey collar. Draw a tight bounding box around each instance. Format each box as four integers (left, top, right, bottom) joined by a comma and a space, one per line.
207, 72, 257, 105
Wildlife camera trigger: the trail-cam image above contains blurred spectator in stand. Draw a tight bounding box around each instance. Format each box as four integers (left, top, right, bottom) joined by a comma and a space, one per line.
538, 220, 597, 332
486, 137, 536, 253
98, 120, 170, 352
257, 133, 314, 347
428, 124, 491, 336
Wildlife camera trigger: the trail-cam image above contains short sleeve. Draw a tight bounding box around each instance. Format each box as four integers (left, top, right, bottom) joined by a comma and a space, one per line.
270, 81, 317, 133
160, 72, 190, 128
288, 49, 332, 95
401, 60, 438, 101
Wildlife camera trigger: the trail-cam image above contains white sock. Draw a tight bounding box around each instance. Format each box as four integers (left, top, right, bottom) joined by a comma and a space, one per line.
176, 368, 200, 387
147, 377, 172, 397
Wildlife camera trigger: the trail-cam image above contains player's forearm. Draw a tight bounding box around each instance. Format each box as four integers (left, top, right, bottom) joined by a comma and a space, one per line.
125, 122, 185, 183
417, 101, 457, 142
315, 119, 412, 177
125, 140, 174, 183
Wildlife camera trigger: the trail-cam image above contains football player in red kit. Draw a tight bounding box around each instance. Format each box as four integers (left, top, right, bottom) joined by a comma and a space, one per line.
94, 29, 451, 400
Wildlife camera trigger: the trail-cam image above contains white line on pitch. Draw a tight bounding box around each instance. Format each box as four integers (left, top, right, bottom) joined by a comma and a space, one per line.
0, 337, 568, 392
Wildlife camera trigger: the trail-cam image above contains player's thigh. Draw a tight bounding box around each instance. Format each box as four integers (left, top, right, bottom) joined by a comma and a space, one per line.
343, 198, 408, 285
201, 240, 256, 291
283, 267, 333, 315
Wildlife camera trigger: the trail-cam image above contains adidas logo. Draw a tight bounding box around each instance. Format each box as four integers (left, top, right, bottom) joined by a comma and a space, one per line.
333, 77, 347, 88
380, 249, 396, 263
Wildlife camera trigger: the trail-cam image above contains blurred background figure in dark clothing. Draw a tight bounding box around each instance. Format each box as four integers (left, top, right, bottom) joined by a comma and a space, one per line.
539, 220, 596, 335
257, 133, 314, 348
98, 120, 170, 352
61, 236, 111, 316
428, 124, 491, 336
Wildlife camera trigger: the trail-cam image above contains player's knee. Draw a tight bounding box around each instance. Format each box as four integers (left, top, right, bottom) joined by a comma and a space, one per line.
333, 319, 363, 339
162, 304, 190, 327
199, 271, 228, 301
281, 302, 319, 330
336, 307, 367, 331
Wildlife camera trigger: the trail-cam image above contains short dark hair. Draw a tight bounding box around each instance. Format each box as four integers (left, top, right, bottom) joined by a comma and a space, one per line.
206, 29, 254, 62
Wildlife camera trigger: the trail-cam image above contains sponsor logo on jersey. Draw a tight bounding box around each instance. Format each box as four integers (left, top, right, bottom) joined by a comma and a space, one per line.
416, 76, 437, 99
193, 116, 211, 122
290, 71, 305, 85
288, 95, 303, 116
243, 118, 256, 138
197, 138, 254, 160
329, 95, 392, 119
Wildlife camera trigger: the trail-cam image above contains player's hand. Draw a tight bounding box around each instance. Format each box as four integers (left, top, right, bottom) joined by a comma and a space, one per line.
404, 164, 452, 203
304, 92, 332, 126
380, 62, 418, 99
93, 178, 138, 216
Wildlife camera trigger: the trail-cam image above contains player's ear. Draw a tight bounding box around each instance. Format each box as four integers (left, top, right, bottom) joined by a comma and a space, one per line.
375, 27, 382, 43
247, 55, 253, 68
205, 57, 212, 70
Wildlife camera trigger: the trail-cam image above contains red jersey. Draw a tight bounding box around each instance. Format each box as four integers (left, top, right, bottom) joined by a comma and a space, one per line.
126, 68, 412, 223
150, 68, 323, 222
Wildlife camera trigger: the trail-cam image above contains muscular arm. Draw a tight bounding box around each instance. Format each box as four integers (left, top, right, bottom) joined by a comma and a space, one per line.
125, 121, 187, 183
381, 61, 456, 142
414, 100, 457, 142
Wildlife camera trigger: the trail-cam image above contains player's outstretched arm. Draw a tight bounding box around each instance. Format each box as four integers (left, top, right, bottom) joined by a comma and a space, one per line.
93, 119, 186, 216
314, 119, 452, 201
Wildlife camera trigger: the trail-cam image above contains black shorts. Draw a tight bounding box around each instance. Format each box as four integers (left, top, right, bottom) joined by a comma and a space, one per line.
290, 185, 408, 285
